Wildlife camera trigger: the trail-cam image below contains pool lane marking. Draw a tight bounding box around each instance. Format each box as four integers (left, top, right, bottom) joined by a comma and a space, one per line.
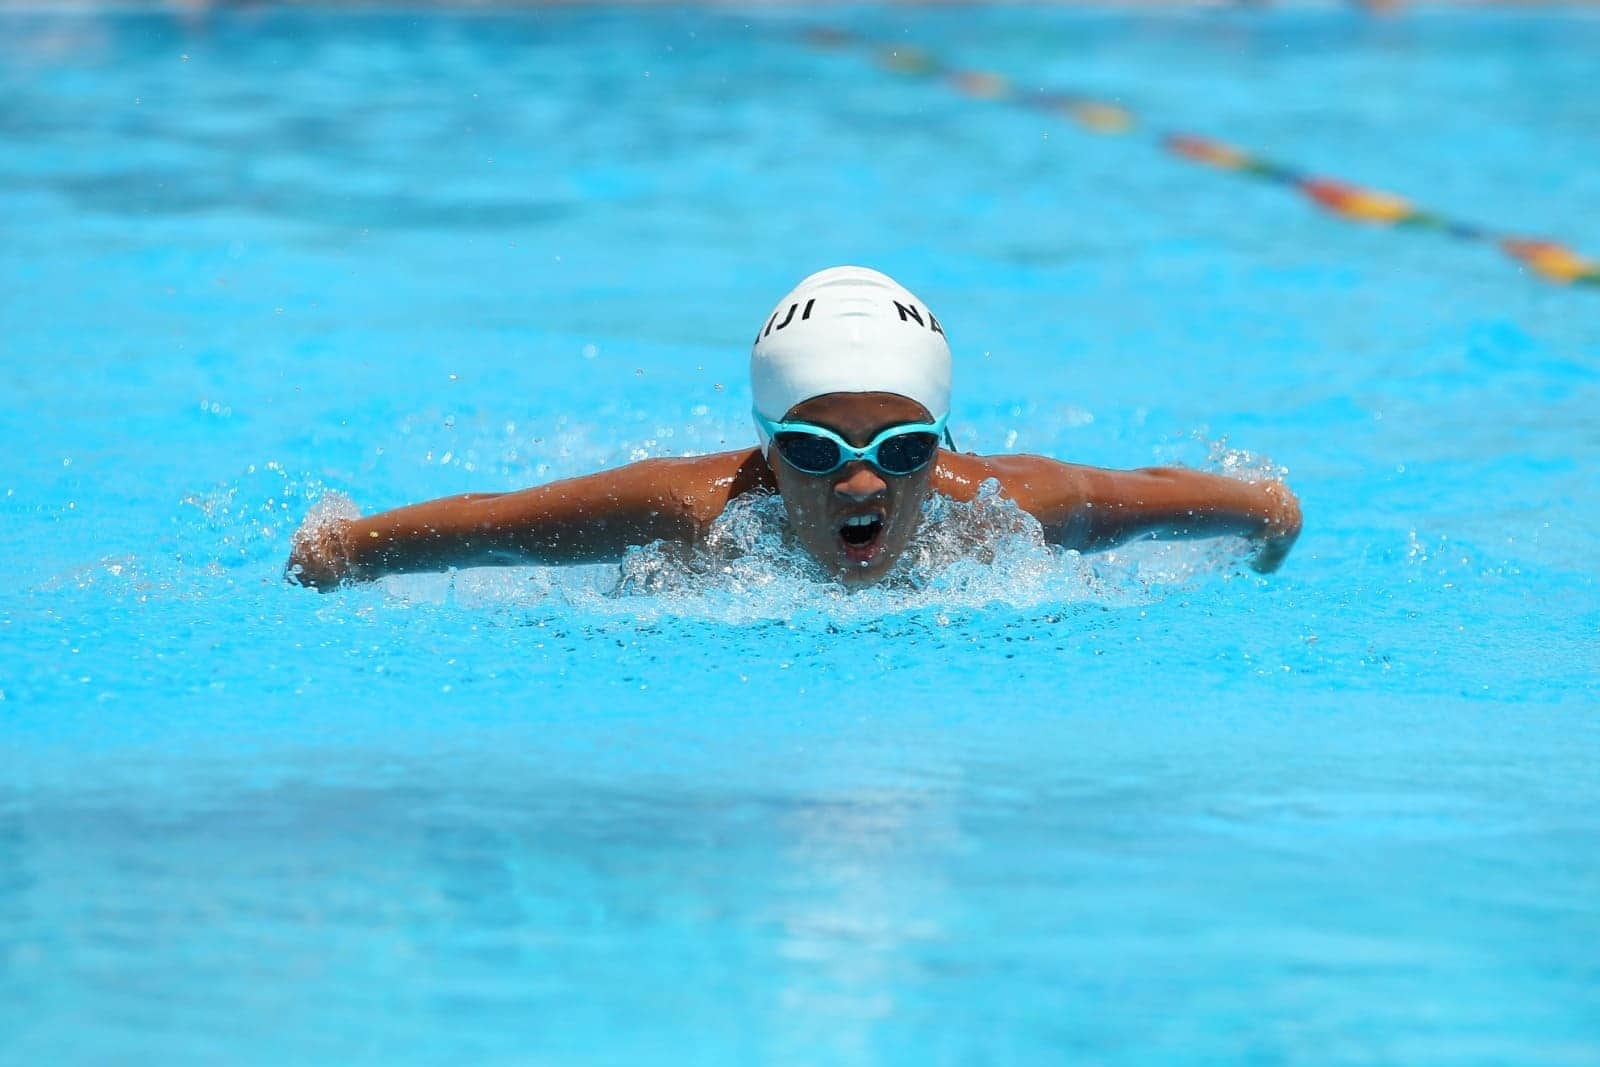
1165, 134, 1599, 285
806, 28, 1599, 288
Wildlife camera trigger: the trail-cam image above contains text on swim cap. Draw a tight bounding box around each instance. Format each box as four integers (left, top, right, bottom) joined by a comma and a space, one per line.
758, 298, 816, 342
756, 299, 945, 344
892, 301, 945, 336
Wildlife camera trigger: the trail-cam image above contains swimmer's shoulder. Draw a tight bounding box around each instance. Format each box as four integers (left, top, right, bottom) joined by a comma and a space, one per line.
933, 449, 1088, 504
633, 448, 774, 527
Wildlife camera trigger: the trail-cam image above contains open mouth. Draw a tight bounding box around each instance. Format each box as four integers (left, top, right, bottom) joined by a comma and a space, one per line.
837, 512, 885, 563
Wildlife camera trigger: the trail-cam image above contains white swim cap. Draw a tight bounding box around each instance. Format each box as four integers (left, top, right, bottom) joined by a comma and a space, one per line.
750, 266, 952, 451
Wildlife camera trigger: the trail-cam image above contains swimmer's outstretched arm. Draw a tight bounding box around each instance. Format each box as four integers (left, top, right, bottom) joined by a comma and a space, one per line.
940, 454, 1302, 573
286, 451, 771, 590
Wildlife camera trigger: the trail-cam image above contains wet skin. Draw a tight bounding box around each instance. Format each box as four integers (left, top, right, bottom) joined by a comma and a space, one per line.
287, 391, 1301, 589
767, 392, 939, 584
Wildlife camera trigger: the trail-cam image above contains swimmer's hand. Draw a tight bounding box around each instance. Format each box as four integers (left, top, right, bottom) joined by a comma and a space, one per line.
286, 517, 361, 591
1246, 480, 1302, 575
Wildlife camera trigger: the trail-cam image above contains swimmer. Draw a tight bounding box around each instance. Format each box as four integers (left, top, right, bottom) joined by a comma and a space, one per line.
287, 266, 1301, 590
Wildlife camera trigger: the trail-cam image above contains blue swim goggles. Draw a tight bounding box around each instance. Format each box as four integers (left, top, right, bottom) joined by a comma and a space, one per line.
755, 411, 949, 476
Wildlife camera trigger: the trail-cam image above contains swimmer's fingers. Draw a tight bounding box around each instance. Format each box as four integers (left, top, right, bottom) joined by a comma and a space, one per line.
1248, 481, 1301, 574
1248, 534, 1295, 574
285, 518, 356, 591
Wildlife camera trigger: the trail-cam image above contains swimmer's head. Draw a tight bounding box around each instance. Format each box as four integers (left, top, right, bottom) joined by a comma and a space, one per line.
750, 266, 952, 451
750, 267, 952, 584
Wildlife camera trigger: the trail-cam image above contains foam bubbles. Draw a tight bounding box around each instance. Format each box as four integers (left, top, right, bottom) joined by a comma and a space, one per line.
297, 490, 361, 535
1205, 434, 1288, 484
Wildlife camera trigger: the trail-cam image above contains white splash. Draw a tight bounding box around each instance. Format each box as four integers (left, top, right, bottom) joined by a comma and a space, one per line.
296, 490, 361, 537
1204, 434, 1288, 484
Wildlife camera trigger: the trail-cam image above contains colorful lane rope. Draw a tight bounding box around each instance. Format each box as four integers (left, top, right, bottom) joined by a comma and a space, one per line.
807, 28, 1600, 288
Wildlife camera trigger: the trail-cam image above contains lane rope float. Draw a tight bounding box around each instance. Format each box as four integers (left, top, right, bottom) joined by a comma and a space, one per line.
806, 27, 1600, 289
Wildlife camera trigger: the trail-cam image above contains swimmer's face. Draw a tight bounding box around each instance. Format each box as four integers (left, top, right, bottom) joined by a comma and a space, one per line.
768, 391, 939, 585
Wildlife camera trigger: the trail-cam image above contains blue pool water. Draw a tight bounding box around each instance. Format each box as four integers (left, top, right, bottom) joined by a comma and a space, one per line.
3, 5, 1598, 1062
